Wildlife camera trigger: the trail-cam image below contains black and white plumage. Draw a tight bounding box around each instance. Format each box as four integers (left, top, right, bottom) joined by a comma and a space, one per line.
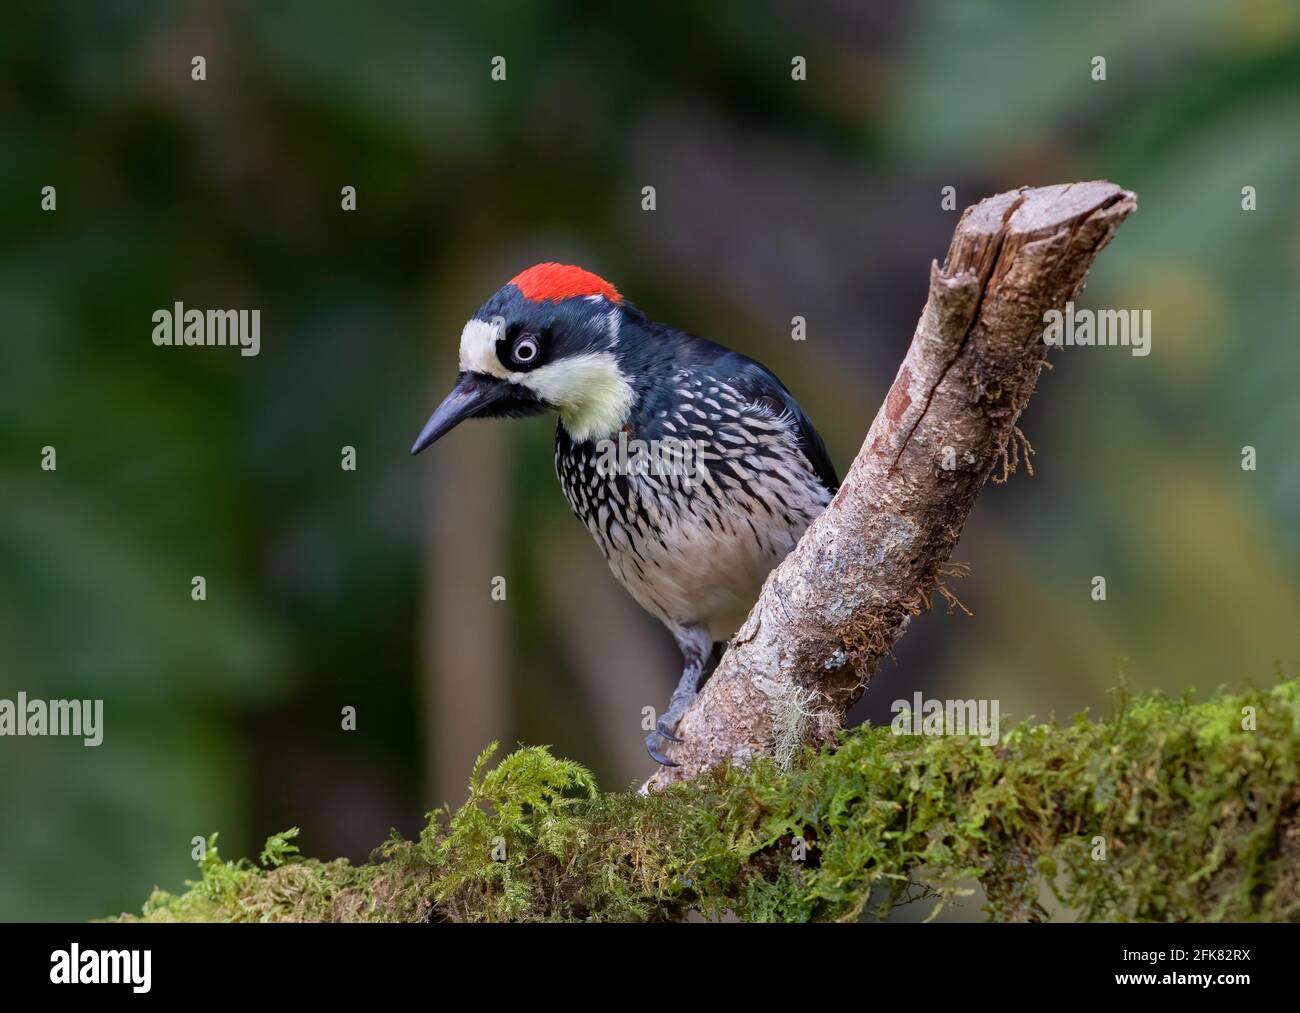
412, 263, 838, 765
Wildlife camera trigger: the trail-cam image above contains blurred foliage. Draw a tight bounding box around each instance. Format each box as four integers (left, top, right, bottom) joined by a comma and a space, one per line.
124, 677, 1300, 922
2, 0, 1298, 920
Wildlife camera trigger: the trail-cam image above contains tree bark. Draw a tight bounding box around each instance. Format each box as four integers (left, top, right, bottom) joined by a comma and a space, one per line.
648, 181, 1137, 790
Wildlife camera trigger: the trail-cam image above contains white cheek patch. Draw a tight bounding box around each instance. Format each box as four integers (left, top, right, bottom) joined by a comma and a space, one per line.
458, 317, 510, 378
458, 318, 632, 441
516, 351, 633, 443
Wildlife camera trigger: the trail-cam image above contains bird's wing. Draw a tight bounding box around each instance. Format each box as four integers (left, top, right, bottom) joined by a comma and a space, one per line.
714, 353, 840, 495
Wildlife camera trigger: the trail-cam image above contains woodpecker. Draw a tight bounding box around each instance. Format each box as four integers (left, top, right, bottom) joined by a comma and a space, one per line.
411, 263, 838, 766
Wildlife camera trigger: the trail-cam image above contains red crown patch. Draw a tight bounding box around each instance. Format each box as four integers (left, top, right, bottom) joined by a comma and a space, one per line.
509, 263, 622, 304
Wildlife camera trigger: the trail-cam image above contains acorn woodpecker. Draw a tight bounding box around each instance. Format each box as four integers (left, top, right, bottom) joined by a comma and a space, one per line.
412, 263, 838, 765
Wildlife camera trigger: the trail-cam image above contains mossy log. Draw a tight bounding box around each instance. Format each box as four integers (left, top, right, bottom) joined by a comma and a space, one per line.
121, 678, 1300, 923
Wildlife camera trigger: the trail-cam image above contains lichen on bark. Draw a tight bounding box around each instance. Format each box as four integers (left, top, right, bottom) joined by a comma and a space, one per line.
120, 677, 1300, 923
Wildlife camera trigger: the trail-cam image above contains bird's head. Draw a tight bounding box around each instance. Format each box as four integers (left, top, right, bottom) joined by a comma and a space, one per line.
411, 263, 637, 454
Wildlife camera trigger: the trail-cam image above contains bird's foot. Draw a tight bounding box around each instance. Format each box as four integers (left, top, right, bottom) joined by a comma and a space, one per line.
656, 714, 684, 742
647, 635, 709, 767
645, 712, 687, 765
645, 729, 679, 766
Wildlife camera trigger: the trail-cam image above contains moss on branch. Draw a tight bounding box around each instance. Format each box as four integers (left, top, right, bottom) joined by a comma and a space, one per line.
121, 678, 1300, 923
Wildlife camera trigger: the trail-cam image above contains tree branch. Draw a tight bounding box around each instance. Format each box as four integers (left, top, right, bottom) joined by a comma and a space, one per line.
648, 181, 1137, 789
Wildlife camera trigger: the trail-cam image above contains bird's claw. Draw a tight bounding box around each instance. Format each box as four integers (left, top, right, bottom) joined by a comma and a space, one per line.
647, 659, 700, 766
656, 716, 684, 742
645, 730, 679, 767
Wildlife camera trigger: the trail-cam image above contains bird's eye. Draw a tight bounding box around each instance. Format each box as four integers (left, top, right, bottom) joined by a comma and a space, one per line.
512, 334, 540, 366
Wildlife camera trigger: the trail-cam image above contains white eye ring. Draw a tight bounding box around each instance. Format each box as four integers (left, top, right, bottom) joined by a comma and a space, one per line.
513, 335, 539, 364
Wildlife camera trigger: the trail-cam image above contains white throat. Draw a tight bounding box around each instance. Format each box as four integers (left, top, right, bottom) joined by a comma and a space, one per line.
526, 351, 633, 442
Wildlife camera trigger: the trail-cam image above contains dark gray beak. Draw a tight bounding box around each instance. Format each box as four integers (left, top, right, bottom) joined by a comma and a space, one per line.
410, 371, 511, 455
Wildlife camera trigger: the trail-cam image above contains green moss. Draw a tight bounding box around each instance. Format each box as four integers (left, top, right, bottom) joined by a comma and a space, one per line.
121, 678, 1300, 922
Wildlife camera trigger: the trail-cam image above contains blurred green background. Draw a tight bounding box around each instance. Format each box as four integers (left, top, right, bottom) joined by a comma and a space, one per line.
2, 0, 1298, 921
